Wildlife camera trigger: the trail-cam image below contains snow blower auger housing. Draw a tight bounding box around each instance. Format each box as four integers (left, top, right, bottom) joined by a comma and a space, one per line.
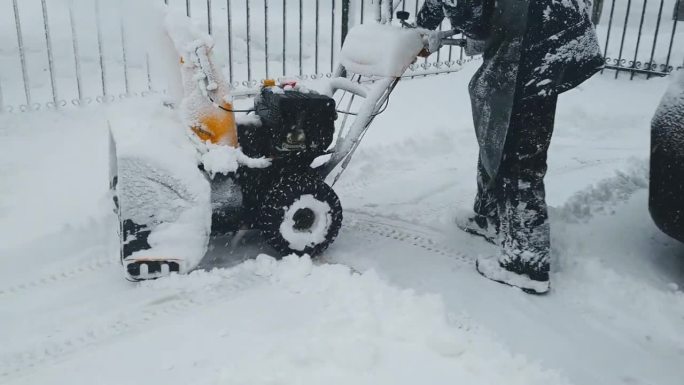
109, 7, 463, 281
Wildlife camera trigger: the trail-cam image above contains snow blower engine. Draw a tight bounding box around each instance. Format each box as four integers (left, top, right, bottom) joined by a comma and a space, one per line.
225, 86, 342, 254
242, 87, 336, 162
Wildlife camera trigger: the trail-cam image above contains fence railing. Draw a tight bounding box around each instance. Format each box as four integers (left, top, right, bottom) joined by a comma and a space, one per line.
597, 0, 684, 78
0, 0, 473, 113
0, 0, 682, 113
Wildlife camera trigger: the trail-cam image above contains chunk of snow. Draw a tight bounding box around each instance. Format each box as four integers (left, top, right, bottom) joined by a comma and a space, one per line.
235, 113, 262, 127
198, 142, 271, 178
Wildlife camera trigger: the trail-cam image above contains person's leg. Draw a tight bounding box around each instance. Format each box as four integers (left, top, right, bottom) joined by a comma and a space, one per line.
474, 156, 499, 221
457, 155, 500, 243
500, 95, 556, 276
477, 95, 557, 293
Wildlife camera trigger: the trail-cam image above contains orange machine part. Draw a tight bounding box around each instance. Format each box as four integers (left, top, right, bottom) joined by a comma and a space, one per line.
192, 102, 238, 147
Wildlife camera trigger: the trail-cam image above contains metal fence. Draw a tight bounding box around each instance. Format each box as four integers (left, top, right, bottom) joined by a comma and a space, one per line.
0, 0, 472, 113
0, 0, 682, 113
597, 0, 684, 78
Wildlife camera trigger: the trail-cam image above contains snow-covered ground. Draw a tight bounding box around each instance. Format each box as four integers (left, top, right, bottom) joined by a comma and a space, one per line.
1, 61, 683, 385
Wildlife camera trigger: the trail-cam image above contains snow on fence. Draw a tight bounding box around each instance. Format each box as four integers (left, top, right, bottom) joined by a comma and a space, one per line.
0, 0, 681, 113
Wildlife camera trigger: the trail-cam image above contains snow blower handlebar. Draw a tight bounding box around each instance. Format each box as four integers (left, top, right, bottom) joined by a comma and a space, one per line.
396, 10, 466, 51
419, 29, 466, 53
322, 19, 465, 184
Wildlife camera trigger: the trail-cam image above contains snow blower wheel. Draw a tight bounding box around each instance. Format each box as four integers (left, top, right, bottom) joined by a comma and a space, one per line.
260, 172, 343, 257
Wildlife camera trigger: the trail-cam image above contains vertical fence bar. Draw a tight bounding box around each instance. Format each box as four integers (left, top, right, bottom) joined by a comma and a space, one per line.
264, 0, 269, 78
664, 0, 682, 73
12, 0, 31, 107
68, 0, 83, 102
385, 0, 393, 22
0, 76, 4, 113
601, 0, 617, 73
360, 0, 365, 23
375, 0, 382, 22
246, 0, 252, 82
95, 0, 108, 99
315, 0, 320, 74
298, 0, 303, 76
614, 0, 632, 79
415, 0, 427, 68
207, 0, 212, 35
40, 0, 58, 106
0, 75, 4, 112
186, 0, 192, 17
120, 18, 130, 96
146, 53, 152, 92
435, 21, 442, 65
227, 0, 234, 83
630, 0, 648, 79
331, 0, 336, 72
647, 0, 665, 79
282, 0, 286, 76
448, 34, 453, 63
341, 0, 350, 43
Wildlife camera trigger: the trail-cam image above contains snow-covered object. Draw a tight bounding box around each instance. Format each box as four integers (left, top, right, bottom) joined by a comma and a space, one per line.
109, 104, 211, 271
652, 70, 684, 134
318, 77, 369, 98
324, 77, 395, 182
198, 142, 271, 178
340, 24, 424, 78
279, 195, 333, 251
164, 10, 237, 147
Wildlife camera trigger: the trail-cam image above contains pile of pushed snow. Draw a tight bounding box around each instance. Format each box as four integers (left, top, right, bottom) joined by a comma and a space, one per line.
141, 255, 573, 385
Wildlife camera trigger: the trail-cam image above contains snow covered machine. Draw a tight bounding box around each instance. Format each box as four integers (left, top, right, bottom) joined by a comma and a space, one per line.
109, 7, 462, 280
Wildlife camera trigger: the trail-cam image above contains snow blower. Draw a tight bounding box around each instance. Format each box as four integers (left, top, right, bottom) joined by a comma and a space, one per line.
109, 8, 464, 281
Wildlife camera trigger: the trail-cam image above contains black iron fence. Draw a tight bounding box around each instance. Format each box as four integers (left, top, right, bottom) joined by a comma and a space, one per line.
0, 0, 682, 113
0, 0, 471, 112
597, 0, 683, 78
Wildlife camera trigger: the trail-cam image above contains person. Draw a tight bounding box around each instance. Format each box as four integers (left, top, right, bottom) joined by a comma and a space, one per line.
416, 0, 604, 294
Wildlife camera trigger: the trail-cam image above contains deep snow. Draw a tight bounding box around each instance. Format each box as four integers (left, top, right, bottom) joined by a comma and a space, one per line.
1, 63, 684, 385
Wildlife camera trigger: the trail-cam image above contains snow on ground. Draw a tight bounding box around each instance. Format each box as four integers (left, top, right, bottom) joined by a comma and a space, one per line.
1, 63, 684, 385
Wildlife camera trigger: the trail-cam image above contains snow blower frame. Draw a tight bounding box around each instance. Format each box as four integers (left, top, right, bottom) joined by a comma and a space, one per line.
110, 10, 464, 281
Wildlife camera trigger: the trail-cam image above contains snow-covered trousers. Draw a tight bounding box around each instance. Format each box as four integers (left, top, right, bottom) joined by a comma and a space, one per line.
473, 95, 558, 281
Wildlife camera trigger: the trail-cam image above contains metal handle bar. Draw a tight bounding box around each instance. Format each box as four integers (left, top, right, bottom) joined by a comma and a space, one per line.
441, 38, 467, 47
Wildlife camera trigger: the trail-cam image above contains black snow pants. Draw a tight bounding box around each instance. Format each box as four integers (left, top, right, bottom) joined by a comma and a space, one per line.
474, 95, 558, 280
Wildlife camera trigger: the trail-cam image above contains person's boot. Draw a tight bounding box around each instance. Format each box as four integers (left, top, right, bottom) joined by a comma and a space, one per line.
455, 212, 499, 245
476, 247, 550, 295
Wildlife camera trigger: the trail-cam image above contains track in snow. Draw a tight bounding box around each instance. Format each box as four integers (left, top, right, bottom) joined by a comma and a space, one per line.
0, 212, 470, 382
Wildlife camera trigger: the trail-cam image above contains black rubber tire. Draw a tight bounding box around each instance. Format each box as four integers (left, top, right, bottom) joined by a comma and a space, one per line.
260, 172, 343, 257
